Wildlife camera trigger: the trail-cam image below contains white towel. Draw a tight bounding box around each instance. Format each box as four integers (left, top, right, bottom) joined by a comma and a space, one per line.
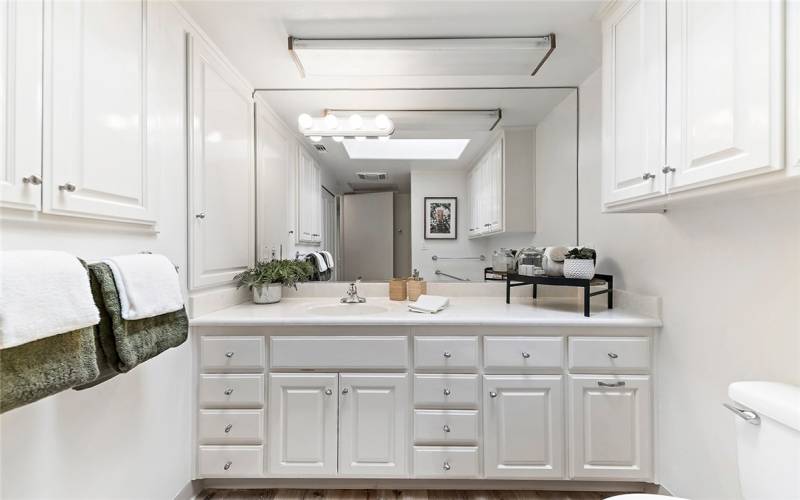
409, 294, 449, 314
103, 254, 183, 321
320, 251, 335, 269
0, 250, 100, 349
311, 252, 328, 273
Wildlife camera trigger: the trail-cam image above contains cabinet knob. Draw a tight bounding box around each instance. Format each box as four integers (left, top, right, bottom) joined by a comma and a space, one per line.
325, 388, 333, 395
443, 351, 452, 358
442, 424, 451, 433
442, 461, 451, 471
642, 173, 656, 180
662, 166, 676, 174
223, 461, 232, 471
195, 212, 206, 219
224, 388, 234, 395
225, 351, 234, 358
521, 351, 531, 359
443, 388, 451, 396
58, 182, 76, 192
489, 391, 498, 398
597, 381, 626, 388
22, 174, 42, 185
224, 424, 233, 433
341, 387, 349, 395
607, 352, 619, 359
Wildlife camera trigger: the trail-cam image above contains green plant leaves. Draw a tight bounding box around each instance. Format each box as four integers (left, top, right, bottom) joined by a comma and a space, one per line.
234, 259, 314, 290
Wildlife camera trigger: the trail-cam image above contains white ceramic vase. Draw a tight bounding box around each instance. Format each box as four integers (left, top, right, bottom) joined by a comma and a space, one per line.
563, 259, 595, 279
253, 283, 282, 304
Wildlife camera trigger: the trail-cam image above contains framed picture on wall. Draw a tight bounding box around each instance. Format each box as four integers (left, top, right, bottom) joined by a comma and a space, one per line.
424, 197, 457, 240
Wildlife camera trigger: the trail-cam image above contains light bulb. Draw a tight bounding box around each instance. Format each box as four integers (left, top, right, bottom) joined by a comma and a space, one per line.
298, 113, 313, 130
375, 114, 391, 130
324, 114, 339, 130
355, 136, 366, 141
332, 136, 344, 143
309, 136, 322, 142
348, 114, 363, 130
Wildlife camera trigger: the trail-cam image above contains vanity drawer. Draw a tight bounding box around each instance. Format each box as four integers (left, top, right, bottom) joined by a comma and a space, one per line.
271, 336, 408, 369
484, 336, 564, 371
199, 374, 264, 408
198, 410, 263, 445
198, 445, 263, 477
568, 337, 650, 373
413, 446, 480, 478
414, 410, 479, 445
415, 336, 479, 371
200, 336, 265, 372
414, 374, 480, 409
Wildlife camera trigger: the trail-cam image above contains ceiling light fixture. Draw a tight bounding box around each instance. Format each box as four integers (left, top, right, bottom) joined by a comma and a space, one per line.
297, 113, 395, 140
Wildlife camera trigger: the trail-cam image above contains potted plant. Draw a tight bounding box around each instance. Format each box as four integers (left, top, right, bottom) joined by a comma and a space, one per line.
234, 259, 314, 304
562, 247, 597, 279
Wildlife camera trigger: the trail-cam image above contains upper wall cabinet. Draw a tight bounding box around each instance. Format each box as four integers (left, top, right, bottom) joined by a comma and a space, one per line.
296, 146, 321, 245
43, 0, 156, 223
601, 0, 788, 210
188, 33, 254, 289
788, 0, 800, 177
1, 0, 43, 212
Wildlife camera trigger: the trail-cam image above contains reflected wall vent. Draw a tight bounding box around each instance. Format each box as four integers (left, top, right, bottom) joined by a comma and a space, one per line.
357, 172, 387, 180
313, 144, 328, 152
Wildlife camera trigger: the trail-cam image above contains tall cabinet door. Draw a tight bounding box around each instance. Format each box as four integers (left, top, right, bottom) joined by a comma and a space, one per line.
569, 375, 652, 480
43, 0, 155, 223
483, 375, 564, 479
338, 373, 408, 477
1, 0, 43, 212
665, 0, 784, 190
601, 0, 666, 206
188, 34, 254, 289
255, 101, 291, 260
788, 0, 800, 177
268, 374, 339, 476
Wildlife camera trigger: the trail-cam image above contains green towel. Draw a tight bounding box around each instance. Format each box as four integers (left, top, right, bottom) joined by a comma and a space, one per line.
1, 326, 99, 413
74, 262, 187, 389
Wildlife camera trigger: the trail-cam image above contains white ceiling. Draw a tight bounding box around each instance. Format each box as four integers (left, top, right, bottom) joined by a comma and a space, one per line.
178, 0, 604, 89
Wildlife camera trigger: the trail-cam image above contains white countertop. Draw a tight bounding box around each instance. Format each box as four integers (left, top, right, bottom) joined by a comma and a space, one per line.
190, 297, 662, 328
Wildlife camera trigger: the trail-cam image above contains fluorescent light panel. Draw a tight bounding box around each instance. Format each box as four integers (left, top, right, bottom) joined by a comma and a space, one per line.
343, 139, 470, 160
289, 36, 555, 77
327, 109, 501, 132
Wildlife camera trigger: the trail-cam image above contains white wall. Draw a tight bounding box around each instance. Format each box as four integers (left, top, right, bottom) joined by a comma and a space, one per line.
578, 69, 800, 499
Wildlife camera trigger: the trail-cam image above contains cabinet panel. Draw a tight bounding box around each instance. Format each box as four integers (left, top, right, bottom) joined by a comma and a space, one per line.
484, 336, 564, 372
44, 0, 155, 222
296, 147, 321, 244
569, 375, 652, 480
788, 0, 800, 177
338, 373, 408, 477
414, 374, 480, 409
483, 375, 564, 479
199, 374, 264, 409
414, 410, 479, 446
1, 0, 43, 211
414, 336, 479, 372
268, 373, 338, 476
271, 336, 408, 370
601, 0, 666, 206
568, 337, 650, 374
188, 34, 254, 289
665, 0, 784, 190
198, 409, 263, 445
198, 445, 263, 477
200, 336, 265, 372
413, 446, 480, 478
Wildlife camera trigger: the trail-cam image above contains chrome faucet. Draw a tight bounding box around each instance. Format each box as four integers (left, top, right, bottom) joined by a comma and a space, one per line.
341, 278, 366, 303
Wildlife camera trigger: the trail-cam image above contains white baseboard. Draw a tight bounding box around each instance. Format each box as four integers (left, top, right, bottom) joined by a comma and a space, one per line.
174, 479, 205, 500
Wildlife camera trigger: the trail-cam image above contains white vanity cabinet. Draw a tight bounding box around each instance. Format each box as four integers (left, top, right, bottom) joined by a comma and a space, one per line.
296, 146, 322, 244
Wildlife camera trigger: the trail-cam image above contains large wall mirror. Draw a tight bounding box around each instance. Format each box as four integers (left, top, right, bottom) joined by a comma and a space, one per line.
256, 88, 578, 283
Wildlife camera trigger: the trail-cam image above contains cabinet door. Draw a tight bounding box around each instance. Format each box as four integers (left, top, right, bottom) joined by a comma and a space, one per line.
665, 0, 784, 190
296, 148, 316, 244
188, 34, 254, 289
788, 0, 800, 177
1, 0, 43, 212
312, 161, 322, 243
491, 138, 504, 233
256, 102, 291, 260
601, 0, 666, 206
339, 373, 408, 477
44, 0, 155, 223
483, 375, 564, 479
569, 375, 652, 480
268, 373, 338, 476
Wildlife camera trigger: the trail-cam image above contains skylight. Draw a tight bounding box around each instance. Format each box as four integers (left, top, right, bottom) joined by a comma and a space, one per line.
342, 139, 470, 160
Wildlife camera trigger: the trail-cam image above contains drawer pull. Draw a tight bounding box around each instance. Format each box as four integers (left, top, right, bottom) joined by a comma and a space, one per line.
521, 351, 531, 359
224, 424, 233, 433
597, 381, 626, 388
443, 351, 452, 358
225, 351, 235, 358
223, 388, 234, 395
442, 424, 451, 433
442, 461, 451, 471
58, 182, 76, 192
223, 461, 232, 471
607, 352, 619, 359
443, 388, 451, 396
489, 391, 498, 398
325, 388, 333, 396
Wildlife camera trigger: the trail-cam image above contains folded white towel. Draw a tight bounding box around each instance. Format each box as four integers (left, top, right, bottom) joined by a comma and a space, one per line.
0, 250, 100, 349
320, 251, 335, 269
311, 252, 328, 273
103, 254, 183, 321
409, 294, 450, 314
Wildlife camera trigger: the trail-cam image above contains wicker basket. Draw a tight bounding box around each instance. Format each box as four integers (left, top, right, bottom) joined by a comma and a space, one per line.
389, 278, 408, 301
407, 279, 427, 302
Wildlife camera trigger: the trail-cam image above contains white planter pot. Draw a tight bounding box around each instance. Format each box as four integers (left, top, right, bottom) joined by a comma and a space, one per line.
563, 259, 595, 280
253, 284, 282, 304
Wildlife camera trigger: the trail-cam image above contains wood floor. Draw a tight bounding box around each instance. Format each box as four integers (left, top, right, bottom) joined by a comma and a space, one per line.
200, 490, 622, 500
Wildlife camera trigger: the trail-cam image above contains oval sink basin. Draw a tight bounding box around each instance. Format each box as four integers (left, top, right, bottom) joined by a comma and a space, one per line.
307, 304, 390, 317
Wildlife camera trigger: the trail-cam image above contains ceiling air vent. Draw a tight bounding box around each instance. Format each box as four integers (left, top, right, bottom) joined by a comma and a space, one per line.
357, 172, 387, 181
313, 144, 327, 153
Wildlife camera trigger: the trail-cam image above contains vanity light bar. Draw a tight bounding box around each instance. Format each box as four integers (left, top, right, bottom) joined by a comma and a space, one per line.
297, 113, 395, 140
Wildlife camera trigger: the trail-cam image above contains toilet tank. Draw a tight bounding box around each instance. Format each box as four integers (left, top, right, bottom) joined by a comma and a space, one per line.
728, 382, 800, 500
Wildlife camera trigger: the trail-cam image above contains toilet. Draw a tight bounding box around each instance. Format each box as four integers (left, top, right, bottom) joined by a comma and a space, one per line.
606, 381, 800, 500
